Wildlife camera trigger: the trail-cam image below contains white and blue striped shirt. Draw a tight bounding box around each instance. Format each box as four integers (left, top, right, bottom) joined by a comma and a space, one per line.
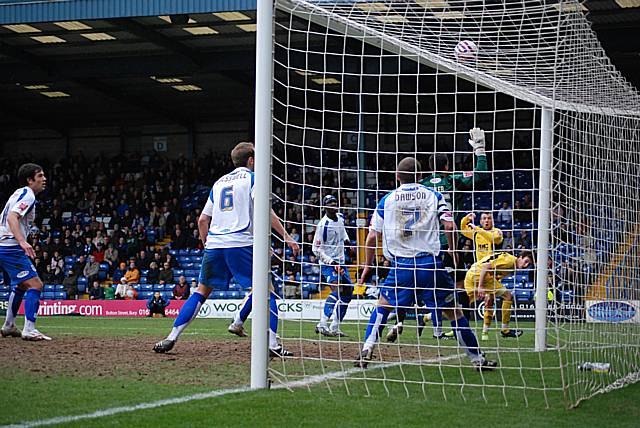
0, 186, 36, 247
202, 167, 255, 249
370, 183, 452, 259
312, 213, 348, 265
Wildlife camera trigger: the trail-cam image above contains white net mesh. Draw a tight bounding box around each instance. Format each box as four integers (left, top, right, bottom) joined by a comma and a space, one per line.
268, 0, 640, 407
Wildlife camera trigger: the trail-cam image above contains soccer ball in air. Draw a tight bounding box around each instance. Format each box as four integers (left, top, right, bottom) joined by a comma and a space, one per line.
454, 40, 478, 62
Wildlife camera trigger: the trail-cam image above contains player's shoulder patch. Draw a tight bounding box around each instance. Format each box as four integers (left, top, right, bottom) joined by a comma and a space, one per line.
429, 177, 442, 184
463, 172, 474, 177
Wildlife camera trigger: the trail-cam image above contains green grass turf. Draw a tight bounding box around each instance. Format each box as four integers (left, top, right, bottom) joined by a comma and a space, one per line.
1, 316, 639, 427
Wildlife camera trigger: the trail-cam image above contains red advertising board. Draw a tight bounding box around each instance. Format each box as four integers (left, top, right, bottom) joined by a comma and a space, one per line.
18, 300, 185, 318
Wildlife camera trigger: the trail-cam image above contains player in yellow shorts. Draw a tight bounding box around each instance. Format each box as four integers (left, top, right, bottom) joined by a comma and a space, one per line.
464, 251, 535, 340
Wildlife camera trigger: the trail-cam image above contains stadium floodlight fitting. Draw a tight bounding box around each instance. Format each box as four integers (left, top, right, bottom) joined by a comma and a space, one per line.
40, 91, 70, 98
54, 21, 92, 31
553, 2, 588, 12
159, 15, 196, 24
150, 76, 183, 83
24, 84, 49, 90
236, 24, 257, 32
615, 0, 640, 7
214, 12, 252, 21
81, 33, 116, 41
4, 24, 40, 33
355, 2, 389, 12
311, 77, 341, 85
172, 84, 202, 91
183, 26, 218, 35
31, 35, 66, 44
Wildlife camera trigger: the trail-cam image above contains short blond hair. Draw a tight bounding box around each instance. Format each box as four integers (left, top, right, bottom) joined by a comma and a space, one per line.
231, 142, 255, 167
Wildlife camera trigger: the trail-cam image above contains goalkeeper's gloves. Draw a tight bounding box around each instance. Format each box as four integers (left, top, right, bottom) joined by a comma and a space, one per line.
468, 127, 486, 156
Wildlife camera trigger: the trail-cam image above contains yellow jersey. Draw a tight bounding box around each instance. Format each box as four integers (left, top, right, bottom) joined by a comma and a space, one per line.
460, 216, 503, 261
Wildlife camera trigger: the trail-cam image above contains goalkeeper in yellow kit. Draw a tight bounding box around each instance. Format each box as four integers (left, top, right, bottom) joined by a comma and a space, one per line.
464, 251, 534, 340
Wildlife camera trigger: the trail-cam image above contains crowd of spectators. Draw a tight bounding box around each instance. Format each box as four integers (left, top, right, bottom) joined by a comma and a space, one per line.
0, 149, 548, 302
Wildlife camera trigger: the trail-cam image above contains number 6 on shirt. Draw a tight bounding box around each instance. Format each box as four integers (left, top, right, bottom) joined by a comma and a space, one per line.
220, 186, 234, 211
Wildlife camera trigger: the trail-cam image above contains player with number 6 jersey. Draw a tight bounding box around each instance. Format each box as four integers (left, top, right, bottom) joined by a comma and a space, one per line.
153, 142, 299, 357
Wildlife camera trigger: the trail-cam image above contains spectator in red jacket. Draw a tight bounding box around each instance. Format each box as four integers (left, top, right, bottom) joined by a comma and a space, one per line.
172, 276, 190, 300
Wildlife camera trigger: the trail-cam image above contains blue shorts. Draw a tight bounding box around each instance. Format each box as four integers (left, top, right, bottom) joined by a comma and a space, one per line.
0, 246, 38, 286
199, 246, 252, 290
321, 265, 352, 286
380, 255, 455, 310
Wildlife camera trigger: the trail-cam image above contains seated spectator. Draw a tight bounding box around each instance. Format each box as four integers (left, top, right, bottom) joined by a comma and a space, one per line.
517, 230, 532, 249
113, 261, 126, 283
72, 255, 86, 276
158, 262, 174, 284
137, 250, 151, 270
497, 201, 513, 225
123, 261, 140, 284
173, 276, 190, 300
115, 277, 128, 299
172, 229, 187, 251
89, 281, 104, 300
502, 231, 514, 249
82, 237, 96, 257
63, 268, 79, 299
83, 255, 100, 284
189, 279, 198, 296
92, 243, 105, 263
103, 243, 118, 272
147, 261, 160, 284
147, 292, 169, 317
284, 274, 299, 298
124, 285, 138, 300
103, 283, 115, 300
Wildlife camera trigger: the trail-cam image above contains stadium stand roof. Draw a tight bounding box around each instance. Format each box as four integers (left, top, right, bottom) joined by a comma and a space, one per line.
0, 0, 638, 135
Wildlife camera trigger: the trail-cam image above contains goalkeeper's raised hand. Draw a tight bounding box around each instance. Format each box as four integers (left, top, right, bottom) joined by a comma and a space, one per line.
468, 127, 486, 156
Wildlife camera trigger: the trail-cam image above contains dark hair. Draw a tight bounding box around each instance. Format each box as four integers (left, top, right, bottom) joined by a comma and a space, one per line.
231, 142, 255, 167
397, 157, 421, 184
480, 211, 493, 218
519, 250, 535, 267
17, 163, 43, 186
428, 154, 449, 172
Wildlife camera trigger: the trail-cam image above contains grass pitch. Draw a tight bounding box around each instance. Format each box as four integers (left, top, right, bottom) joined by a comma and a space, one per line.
1, 316, 639, 427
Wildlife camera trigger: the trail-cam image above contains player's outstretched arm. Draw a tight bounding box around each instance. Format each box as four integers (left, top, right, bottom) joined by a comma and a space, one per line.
7, 211, 35, 258
271, 209, 300, 256
455, 127, 489, 190
460, 213, 476, 240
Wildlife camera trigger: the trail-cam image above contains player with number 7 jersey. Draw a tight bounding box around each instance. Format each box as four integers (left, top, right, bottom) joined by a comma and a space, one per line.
356, 157, 496, 371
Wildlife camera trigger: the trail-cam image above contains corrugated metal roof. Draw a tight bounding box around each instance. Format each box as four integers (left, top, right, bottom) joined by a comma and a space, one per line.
0, 0, 257, 25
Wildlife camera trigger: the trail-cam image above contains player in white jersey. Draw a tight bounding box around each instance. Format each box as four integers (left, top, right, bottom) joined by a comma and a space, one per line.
313, 195, 352, 337
0, 163, 51, 341
154, 142, 299, 356
355, 157, 496, 370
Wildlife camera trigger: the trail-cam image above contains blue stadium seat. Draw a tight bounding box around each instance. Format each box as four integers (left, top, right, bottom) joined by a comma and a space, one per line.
514, 290, 533, 303
189, 249, 202, 256
178, 249, 190, 257
139, 277, 148, 284
139, 291, 153, 300
152, 283, 164, 291
0, 285, 10, 293
98, 271, 108, 281
132, 284, 141, 291
164, 284, 176, 291
141, 269, 149, 276
302, 290, 310, 299
307, 275, 320, 283
43, 292, 55, 300
302, 282, 319, 293
54, 291, 67, 300
77, 282, 86, 294
0, 292, 9, 301
65, 256, 77, 266
182, 262, 195, 269
77, 276, 88, 288
168, 249, 177, 256
228, 291, 241, 299
211, 291, 227, 299
228, 282, 241, 291
174, 269, 185, 276
185, 270, 199, 278
162, 291, 173, 301
54, 284, 64, 291
139, 284, 152, 292
44, 284, 56, 292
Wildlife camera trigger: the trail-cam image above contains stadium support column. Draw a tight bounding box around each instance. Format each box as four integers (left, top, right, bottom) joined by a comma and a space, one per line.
251, 0, 274, 389
535, 107, 553, 352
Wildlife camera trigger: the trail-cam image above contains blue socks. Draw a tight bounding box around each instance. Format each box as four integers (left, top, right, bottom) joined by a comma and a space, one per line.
450, 315, 482, 361
24, 289, 40, 323
4, 287, 25, 326
323, 292, 339, 318
167, 292, 206, 341
363, 306, 390, 350
269, 293, 278, 335
238, 293, 253, 323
